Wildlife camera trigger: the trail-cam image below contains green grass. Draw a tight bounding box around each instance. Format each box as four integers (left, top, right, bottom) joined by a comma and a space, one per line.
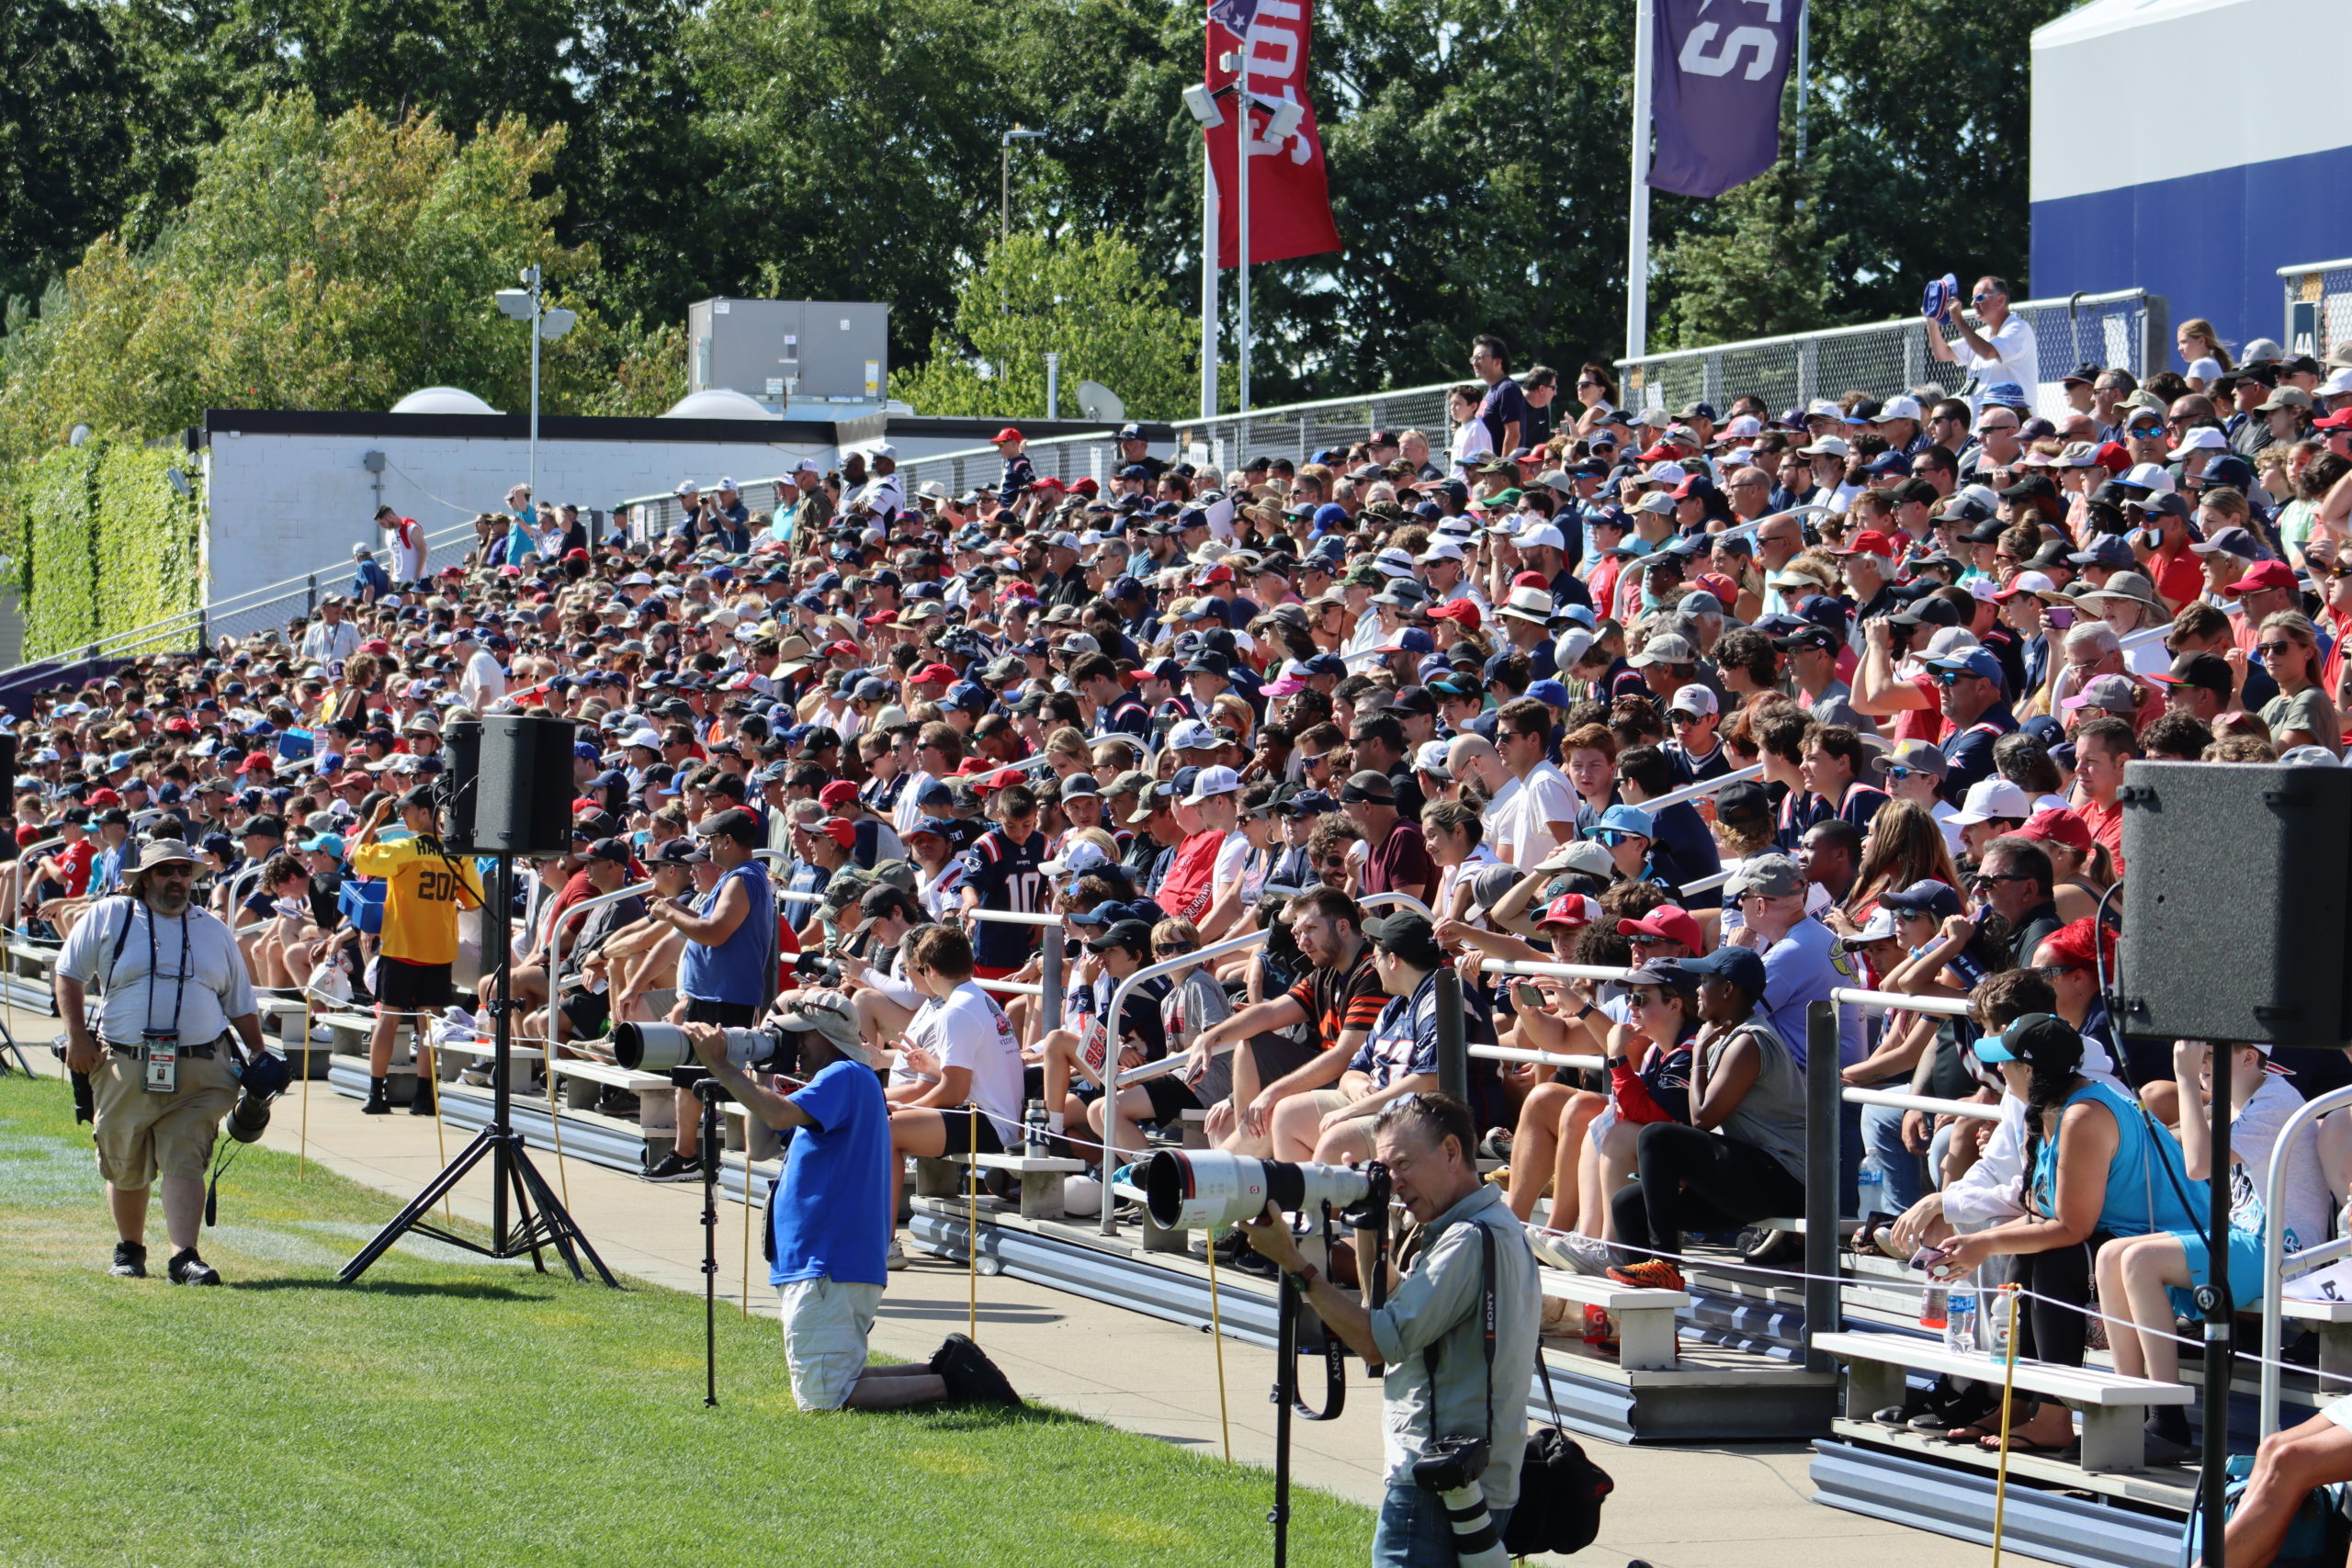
0, 1077, 1370, 1567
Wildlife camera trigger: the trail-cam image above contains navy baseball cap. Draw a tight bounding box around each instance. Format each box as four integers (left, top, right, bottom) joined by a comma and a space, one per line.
1925, 648, 2004, 683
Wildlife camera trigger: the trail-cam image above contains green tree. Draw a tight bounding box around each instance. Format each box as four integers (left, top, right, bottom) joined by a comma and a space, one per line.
893, 232, 1195, 421
0, 96, 671, 471
1652, 162, 1833, 348
0, 0, 143, 306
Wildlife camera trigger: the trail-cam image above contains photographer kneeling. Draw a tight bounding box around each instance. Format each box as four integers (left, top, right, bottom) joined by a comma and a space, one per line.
682, 992, 1019, 1411
1241, 1093, 1539, 1567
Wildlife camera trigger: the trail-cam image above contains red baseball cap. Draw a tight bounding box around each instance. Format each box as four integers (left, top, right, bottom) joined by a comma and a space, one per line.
88, 787, 122, 807
1428, 599, 1483, 631
1070, 478, 1101, 496
2315, 409, 2352, 432
1033, 476, 1067, 493
814, 817, 856, 851
991, 427, 1024, 445
1512, 570, 1550, 591
2224, 559, 2298, 595
334, 771, 372, 789
1615, 906, 1705, 952
820, 639, 860, 658
1838, 529, 1897, 559
912, 662, 959, 686
1194, 562, 1235, 585
973, 767, 1027, 793
1690, 570, 1740, 608
1537, 894, 1603, 930
2094, 441, 2132, 474
236, 753, 275, 774
2018, 807, 2094, 854
817, 780, 858, 810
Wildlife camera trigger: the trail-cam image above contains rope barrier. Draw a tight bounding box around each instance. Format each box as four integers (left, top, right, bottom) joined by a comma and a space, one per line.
1990, 1285, 2022, 1568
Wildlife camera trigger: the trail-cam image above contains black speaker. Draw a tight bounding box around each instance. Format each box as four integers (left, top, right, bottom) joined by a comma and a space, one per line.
442, 715, 577, 857
2118, 761, 2352, 1045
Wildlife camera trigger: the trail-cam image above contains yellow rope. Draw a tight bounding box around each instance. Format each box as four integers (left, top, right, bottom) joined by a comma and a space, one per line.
1990, 1285, 2022, 1568
542, 1043, 571, 1210
967, 1112, 980, 1341
297, 992, 313, 1181
741, 1144, 754, 1320
423, 1032, 450, 1227
1206, 1241, 1233, 1464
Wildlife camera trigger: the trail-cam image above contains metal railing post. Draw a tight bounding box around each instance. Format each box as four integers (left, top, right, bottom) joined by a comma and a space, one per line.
2263, 1083, 2352, 1438
1433, 966, 1465, 1103
1038, 925, 1063, 1043
1803, 998, 1841, 1373
306, 575, 317, 618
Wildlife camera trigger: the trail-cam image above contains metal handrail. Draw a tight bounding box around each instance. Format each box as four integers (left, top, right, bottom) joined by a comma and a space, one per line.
1641, 764, 1764, 815
2262, 1082, 2352, 1438
2278, 258, 2352, 278
1829, 987, 1973, 1019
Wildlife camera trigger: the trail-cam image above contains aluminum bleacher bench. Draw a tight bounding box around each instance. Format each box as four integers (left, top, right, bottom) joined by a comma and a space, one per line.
1812, 1329, 2194, 1472
1538, 1269, 1689, 1371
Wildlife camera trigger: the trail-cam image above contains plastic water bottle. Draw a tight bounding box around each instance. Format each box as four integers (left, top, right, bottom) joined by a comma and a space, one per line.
1945, 1269, 1979, 1355
1023, 1099, 1047, 1157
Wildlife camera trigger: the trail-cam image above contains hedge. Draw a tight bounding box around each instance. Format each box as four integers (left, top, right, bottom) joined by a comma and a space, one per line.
20, 440, 203, 660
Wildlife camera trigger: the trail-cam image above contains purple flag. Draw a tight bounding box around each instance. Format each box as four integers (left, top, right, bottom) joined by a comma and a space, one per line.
1649, 0, 1802, 199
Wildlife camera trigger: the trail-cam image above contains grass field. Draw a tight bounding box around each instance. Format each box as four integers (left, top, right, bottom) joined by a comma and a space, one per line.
0, 1077, 1370, 1567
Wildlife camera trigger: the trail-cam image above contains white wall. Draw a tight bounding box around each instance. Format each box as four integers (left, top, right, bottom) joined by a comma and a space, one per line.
199, 429, 837, 603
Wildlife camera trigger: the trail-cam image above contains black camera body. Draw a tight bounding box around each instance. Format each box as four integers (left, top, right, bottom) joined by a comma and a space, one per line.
793, 949, 844, 987
1411, 1434, 1492, 1495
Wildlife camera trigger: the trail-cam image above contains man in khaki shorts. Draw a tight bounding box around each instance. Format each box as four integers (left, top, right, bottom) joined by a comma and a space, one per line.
56, 840, 270, 1285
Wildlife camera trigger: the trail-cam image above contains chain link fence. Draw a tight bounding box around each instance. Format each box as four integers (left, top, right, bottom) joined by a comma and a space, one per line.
2278, 259, 2352, 363
1617, 288, 2167, 419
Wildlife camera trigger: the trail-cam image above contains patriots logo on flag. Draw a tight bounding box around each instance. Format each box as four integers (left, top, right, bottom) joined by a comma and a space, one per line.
1208, 0, 1259, 37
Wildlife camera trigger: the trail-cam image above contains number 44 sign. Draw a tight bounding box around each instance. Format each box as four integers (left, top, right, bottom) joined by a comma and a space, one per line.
1648, 0, 1804, 199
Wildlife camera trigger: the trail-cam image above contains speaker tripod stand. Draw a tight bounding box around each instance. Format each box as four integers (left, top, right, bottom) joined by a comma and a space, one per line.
337, 853, 614, 1287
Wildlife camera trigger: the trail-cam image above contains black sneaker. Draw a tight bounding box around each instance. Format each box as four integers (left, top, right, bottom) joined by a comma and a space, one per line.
109, 1241, 147, 1278
1227, 1244, 1281, 1280
644, 1152, 702, 1183
929, 1333, 1023, 1407
167, 1249, 220, 1285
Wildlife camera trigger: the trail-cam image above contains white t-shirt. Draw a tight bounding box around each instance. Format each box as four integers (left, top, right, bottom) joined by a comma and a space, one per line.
906, 980, 1024, 1141
1485, 761, 1579, 871
1966, 313, 2041, 400
1436, 843, 1504, 922
1212, 829, 1251, 894
300, 619, 360, 664
895, 770, 936, 838
461, 650, 508, 712
1451, 417, 1495, 476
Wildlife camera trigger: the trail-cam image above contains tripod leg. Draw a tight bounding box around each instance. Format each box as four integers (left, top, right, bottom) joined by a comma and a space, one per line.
510, 1142, 617, 1287
499, 1137, 550, 1274
336, 1131, 499, 1283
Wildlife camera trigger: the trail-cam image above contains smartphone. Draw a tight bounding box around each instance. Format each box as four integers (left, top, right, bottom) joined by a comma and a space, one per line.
1908, 1244, 1950, 1274
1512, 981, 1546, 1010
2043, 604, 2075, 631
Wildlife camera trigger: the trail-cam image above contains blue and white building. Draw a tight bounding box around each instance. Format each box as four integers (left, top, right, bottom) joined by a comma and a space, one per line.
2030, 0, 2352, 363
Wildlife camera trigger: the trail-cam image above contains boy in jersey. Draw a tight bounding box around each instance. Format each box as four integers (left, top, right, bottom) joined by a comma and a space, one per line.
957, 782, 1046, 982
352, 785, 483, 1116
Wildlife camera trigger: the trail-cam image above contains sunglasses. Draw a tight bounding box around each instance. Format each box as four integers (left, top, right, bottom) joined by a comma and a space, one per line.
1317, 855, 1350, 869
1883, 764, 1923, 782
1624, 932, 1675, 946
1971, 872, 2034, 886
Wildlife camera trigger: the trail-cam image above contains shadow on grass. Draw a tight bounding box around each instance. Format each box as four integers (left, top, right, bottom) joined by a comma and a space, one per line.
229, 1277, 556, 1302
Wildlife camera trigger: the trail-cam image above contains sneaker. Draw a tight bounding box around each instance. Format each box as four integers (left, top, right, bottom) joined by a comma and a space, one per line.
167, 1249, 221, 1286
109, 1241, 147, 1278
1479, 1127, 1513, 1161
886, 1240, 910, 1271
1227, 1244, 1280, 1280
1605, 1258, 1687, 1292
309, 1024, 336, 1043
1530, 1228, 1615, 1277
929, 1333, 1023, 1407
644, 1152, 701, 1183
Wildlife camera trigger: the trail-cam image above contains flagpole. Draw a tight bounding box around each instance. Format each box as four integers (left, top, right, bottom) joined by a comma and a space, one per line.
1237, 69, 1252, 416
1202, 112, 1220, 420
1626, 0, 1655, 363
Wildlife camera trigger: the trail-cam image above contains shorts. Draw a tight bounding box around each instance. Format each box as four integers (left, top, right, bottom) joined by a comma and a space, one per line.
1302, 1088, 1382, 1141
2168, 1225, 2266, 1316
1140, 1074, 1203, 1124
971, 964, 1024, 986
558, 988, 610, 1038
776, 1276, 883, 1411
90, 1043, 239, 1190
1250, 1031, 1323, 1087
675, 998, 757, 1088
377, 958, 452, 1014
936, 1108, 1007, 1158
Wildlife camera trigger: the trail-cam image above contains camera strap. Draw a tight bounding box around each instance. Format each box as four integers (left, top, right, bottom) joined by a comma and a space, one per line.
1421, 1221, 1499, 1451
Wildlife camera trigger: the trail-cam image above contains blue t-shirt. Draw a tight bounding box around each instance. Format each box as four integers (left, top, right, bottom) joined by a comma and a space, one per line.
1350, 973, 1440, 1088
1759, 917, 1867, 1067
678, 859, 775, 1007
770, 1059, 891, 1287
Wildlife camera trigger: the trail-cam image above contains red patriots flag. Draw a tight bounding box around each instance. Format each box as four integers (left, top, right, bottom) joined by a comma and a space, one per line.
1204, 0, 1341, 268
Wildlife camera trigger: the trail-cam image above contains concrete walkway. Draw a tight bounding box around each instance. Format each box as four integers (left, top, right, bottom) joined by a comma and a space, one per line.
6, 1000, 2026, 1568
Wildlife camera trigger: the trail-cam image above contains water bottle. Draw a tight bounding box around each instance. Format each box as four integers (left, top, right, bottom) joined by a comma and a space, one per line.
1023, 1099, 1047, 1157
1944, 1269, 1979, 1355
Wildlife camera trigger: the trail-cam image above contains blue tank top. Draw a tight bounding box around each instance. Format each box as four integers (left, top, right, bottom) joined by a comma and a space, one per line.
2029, 1078, 2206, 1239
678, 860, 775, 1007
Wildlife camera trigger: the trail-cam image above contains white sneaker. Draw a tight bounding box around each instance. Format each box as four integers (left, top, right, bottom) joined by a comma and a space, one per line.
1530, 1227, 1614, 1276
885, 1240, 910, 1271
309, 1025, 336, 1043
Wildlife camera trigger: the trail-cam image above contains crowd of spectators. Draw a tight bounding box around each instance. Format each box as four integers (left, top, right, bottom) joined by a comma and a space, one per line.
16, 304, 2352, 1469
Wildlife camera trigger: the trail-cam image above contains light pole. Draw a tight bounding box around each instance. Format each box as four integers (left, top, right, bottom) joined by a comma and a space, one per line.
494, 267, 575, 517
1182, 84, 1226, 421
1182, 78, 1300, 419
1001, 128, 1048, 311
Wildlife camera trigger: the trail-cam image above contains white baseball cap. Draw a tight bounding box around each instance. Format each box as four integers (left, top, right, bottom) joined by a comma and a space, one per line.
1183, 765, 1241, 804
1948, 776, 2033, 826
1877, 395, 1923, 422
1668, 683, 1718, 717
1515, 524, 1566, 552
1167, 718, 1218, 750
